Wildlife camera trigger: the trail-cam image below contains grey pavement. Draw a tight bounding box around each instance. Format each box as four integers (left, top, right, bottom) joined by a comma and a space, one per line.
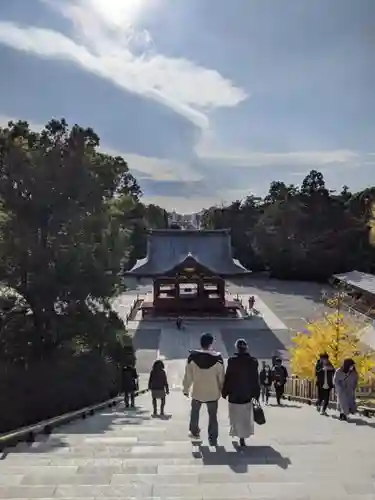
2, 388, 375, 499
229, 278, 332, 332
3, 280, 374, 499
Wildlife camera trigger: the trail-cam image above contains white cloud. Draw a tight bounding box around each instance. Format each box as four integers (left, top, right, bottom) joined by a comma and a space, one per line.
102, 148, 203, 182
0, 0, 247, 129
127, 155, 202, 182
196, 139, 360, 169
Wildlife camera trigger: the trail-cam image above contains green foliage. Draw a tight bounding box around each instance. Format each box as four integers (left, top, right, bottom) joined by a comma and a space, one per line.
0, 118, 167, 429
202, 170, 375, 280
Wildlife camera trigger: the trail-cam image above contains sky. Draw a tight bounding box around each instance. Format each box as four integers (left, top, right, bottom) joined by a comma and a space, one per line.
0, 0, 374, 213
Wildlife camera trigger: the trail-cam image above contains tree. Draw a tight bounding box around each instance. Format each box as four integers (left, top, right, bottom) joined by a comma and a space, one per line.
264, 181, 298, 204
289, 306, 375, 385
300, 169, 329, 197
0, 118, 140, 360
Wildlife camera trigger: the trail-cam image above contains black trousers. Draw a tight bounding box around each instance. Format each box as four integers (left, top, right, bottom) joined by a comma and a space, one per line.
124, 392, 135, 407
275, 384, 285, 404
316, 387, 331, 411
153, 396, 165, 414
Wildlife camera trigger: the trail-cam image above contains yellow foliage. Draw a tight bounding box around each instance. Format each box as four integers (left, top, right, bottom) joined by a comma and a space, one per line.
289, 312, 375, 385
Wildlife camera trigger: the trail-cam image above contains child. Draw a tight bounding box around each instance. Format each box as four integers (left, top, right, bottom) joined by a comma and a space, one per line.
148, 360, 169, 416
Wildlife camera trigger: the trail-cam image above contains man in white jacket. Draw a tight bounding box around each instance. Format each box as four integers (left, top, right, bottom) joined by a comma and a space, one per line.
183, 332, 225, 446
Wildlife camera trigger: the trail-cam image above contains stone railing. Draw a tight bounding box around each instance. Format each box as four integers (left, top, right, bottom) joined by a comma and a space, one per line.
0, 386, 148, 453
283, 377, 375, 417
124, 294, 140, 324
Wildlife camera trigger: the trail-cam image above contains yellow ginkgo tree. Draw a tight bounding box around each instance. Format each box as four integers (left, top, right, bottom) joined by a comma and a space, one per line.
290, 307, 375, 385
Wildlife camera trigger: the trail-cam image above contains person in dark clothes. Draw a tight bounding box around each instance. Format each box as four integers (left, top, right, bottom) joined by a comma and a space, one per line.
222, 339, 260, 447
271, 358, 288, 405
259, 361, 272, 405
148, 360, 169, 416
121, 364, 138, 408
176, 316, 183, 330
315, 353, 335, 415
315, 353, 326, 374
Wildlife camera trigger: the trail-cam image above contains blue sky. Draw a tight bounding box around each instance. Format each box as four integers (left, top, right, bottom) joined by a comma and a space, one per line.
0, 0, 374, 212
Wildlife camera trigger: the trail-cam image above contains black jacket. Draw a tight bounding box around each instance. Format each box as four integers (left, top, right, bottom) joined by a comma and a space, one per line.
271, 365, 288, 386
148, 368, 169, 392
316, 363, 335, 389
259, 369, 272, 386
222, 352, 260, 404
121, 366, 138, 392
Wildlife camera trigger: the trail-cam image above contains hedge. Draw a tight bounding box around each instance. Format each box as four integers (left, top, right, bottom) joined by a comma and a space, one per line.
0, 352, 120, 434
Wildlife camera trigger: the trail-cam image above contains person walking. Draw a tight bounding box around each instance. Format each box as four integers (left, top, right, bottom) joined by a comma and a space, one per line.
121, 363, 138, 408
183, 332, 224, 446
315, 353, 335, 415
334, 358, 358, 421
148, 360, 169, 416
259, 361, 272, 405
271, 358, 288, 405
222, 339, 260, 447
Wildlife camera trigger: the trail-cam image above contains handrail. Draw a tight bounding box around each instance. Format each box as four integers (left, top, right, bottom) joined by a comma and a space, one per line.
0, 388, 148, 453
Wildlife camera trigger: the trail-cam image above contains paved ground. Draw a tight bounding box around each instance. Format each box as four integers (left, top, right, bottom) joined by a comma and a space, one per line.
2, 386, 375, 499
2, 279, 375, 499
230, 278, 332, 332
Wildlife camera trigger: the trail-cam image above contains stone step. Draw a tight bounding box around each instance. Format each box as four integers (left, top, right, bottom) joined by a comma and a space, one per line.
2, 365, 375, 500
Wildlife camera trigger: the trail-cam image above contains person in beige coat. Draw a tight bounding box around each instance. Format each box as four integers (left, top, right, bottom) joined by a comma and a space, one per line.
183, 332, 224, 446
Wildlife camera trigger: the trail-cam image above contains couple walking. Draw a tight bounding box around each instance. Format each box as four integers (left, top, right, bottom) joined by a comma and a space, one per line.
315, 353, 358, 420
183, 332, 259, 447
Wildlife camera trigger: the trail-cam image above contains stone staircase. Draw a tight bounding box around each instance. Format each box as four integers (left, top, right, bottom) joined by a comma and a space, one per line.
2, 384, 375, 499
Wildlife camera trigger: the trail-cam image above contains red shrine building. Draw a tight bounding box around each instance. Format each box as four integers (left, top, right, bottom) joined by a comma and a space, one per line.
126, 229, 250, 316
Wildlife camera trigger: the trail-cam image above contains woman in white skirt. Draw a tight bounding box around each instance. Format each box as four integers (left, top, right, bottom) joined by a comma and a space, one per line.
222, 339, 260, 447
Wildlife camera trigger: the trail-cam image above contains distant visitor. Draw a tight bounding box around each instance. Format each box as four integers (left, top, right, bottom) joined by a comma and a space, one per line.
121, 363, 138, 409
315, 353, 334, 415
334, 358, 358, 421
271, 358, 288, 405
259, 361, 272, 405
148, 360, 169, 417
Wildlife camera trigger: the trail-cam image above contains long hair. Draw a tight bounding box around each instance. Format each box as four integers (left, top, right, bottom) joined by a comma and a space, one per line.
342, 358, 355, 373
152, 359, 165, 371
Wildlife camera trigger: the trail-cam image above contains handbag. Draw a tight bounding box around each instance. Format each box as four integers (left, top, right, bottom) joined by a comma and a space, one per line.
252, 399, 266, 425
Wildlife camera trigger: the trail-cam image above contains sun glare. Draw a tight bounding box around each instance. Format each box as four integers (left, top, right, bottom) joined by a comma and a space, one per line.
91, 0, 146, 27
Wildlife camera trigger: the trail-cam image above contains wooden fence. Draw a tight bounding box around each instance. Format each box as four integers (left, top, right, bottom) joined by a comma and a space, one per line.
283, 377, 375, 416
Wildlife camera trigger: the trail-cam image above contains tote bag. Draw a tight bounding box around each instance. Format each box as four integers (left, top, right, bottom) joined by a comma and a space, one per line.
253, 399, 266, 425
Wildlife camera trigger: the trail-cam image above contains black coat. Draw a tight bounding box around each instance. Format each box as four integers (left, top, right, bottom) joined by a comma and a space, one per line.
148, 368, 169, 392
271, 365, 288, 386
222, 352, 260, 404
316, 363, 335, 389
121, 366, 138, 392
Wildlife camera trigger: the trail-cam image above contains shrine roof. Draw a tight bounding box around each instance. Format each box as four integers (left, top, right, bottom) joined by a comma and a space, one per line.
127, 229, 249, 277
